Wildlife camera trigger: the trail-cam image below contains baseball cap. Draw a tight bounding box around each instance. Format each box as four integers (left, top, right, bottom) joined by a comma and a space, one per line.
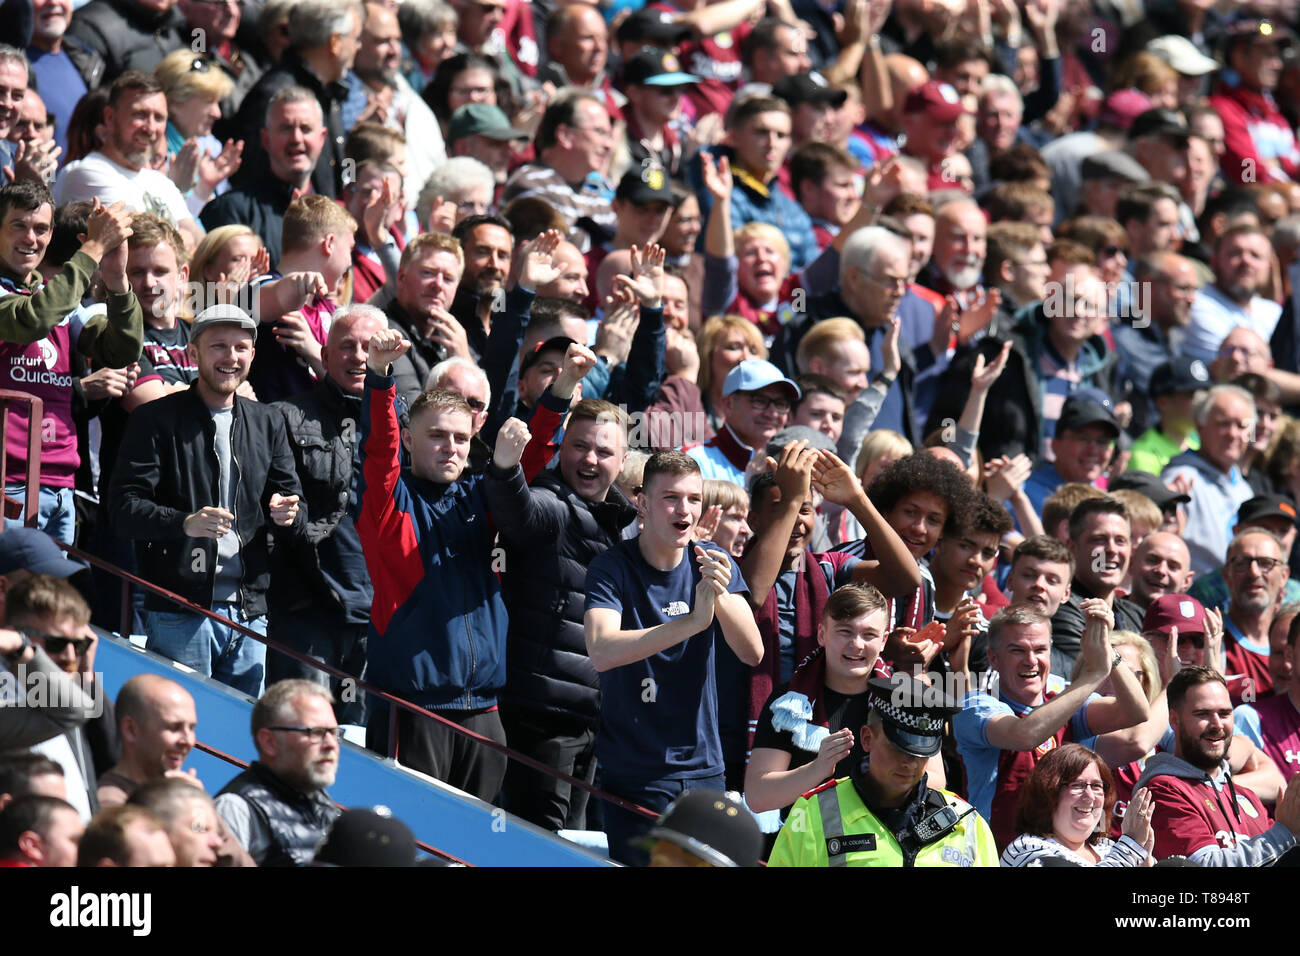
1128, 107, 1193, 144
772, 71, 847, 109
721, 359, 801, 402
766, 425, 836, 459
622, 48, 700, 87
1098, 88, 1151, 130
1223, 18, 1294, 56
1149, 355, 1211, 397
1055, 399, 1120, 439
868, 674, 960, 758
1236, 494, 1299, 528
1147, 35, 1220, 76
1142, 593, 1208, 636
191, 304, 257, 341
615, 9, 694, 48
1080, 150, 1150, 184
902, 80, 964, 123
313, 809, 418, 866
0, 527, 87, 578
1107, 470, 1190, 510
447, 103, 528, 145
636, 791, 762, 867
614, 164, 675, 206
519, 335, 575, 375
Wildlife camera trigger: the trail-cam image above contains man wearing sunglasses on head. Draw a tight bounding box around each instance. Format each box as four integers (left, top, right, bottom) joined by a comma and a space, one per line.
215, 679, 342, 866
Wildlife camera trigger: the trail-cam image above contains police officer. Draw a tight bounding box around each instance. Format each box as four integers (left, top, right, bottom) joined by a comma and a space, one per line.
768, 675, 998, 866
637, 791, 763, 868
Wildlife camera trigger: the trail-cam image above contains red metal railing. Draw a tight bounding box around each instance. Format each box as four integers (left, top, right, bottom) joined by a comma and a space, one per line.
0, 389, 44, 525
67, 543, 659, 823
191, 740, 472, 866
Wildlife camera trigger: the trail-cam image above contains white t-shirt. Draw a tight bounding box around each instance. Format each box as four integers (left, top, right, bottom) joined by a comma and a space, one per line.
55, 151, 193, 228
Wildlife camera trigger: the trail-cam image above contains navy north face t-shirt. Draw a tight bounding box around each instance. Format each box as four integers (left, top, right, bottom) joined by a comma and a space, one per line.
584, 538, 749, 783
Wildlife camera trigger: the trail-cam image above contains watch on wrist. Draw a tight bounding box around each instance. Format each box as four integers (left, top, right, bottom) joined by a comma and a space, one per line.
874, 371, 896, 389
1111, 651, 1124, 671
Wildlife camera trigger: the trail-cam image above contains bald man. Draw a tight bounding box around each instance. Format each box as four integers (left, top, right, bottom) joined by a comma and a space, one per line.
1129, 532, 1195, 611
98, 675, 198, 807
536, 239, 590, 303
268, 304, 390, 724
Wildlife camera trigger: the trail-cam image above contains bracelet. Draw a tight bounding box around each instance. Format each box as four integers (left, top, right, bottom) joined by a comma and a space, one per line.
874, 371, 896, 389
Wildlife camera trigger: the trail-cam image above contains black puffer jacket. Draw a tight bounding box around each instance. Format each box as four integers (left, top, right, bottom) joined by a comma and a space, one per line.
216, 761, 340, 867
66, 0, 186, 77
484, 464, 637, 726
109, 384, 306, 618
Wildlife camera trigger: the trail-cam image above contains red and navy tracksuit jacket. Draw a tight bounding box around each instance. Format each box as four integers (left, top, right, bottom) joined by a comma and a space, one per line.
356, 371, 507, 711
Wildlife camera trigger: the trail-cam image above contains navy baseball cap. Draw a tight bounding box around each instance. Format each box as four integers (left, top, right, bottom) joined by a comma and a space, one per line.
1055, 399, 1120, 439
623, 48, 700, 87
1150, 355, 1211, 397
520, 335, 575, 375
0, 528, 87, 578
1107, 470, 1190, 510
772, 71, 847, 109
721, 359, 800, 402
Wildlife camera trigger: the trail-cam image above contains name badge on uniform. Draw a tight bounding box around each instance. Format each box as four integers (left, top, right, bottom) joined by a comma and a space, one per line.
827, 834, 876, 855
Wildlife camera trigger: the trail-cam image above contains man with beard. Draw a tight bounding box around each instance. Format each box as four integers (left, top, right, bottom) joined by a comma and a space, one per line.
1163, 385, 1257, 577
1126, 532, 1195, 612
351, 2, 445, 203
1184, 225, 1282, 364
1219, 529, 1290, 704
56, 72, 203, 250
1134, 666, 1300, 864
110, 305, 306, 697
1050, 497, 1147, 679
215, 681, 342, 866
449, 213, 513, 360
917, 198, 985, 309
26, 0, 102, 153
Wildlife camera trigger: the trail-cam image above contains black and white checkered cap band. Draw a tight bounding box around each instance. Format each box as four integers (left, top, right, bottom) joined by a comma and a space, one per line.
873, 695, 946, 734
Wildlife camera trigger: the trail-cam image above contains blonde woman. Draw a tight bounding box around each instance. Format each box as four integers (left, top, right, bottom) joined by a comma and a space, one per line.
155, 50, 243, 217
188, 226, 270, 315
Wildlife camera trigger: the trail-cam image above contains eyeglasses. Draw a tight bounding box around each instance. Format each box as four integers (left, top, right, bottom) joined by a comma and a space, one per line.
1227, 555, 1284, 574
1066, 781, 1106, 796
267, 725, 341, 743
464, 396, 487, 413
865, 271, 908, 291
189, 56, 213, 73
455, 199, 490, 214
741, 393, 792, 414
1100, 244, 1126, 258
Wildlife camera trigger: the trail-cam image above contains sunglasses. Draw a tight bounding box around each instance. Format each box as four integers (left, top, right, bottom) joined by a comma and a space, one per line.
23, 629, 93, 656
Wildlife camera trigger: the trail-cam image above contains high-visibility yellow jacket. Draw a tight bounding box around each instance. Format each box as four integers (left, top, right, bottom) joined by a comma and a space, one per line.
768, 776, 999, 867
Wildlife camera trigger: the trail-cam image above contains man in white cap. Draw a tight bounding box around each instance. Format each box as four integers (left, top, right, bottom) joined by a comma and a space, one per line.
110, 304, 306, 698
686, 358, 799, 487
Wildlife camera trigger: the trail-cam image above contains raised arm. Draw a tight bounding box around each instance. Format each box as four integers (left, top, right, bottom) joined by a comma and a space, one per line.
741, 439, 818, 609
983, 601, 1115, 751
811, 447, 922, 596
745, 729, 855, 812
611, 243, 668, 414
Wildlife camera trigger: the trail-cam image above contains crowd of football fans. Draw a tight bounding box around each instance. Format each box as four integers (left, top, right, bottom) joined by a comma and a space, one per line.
2, 0, 1300, 867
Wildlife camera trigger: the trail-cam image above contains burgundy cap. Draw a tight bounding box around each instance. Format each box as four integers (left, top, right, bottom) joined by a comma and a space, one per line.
903, 80, 964, 123
1098, 87, 1152, 130
1142, 594, 1208, 636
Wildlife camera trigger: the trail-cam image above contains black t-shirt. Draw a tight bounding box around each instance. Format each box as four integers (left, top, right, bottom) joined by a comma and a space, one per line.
751, 685, 872, 785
